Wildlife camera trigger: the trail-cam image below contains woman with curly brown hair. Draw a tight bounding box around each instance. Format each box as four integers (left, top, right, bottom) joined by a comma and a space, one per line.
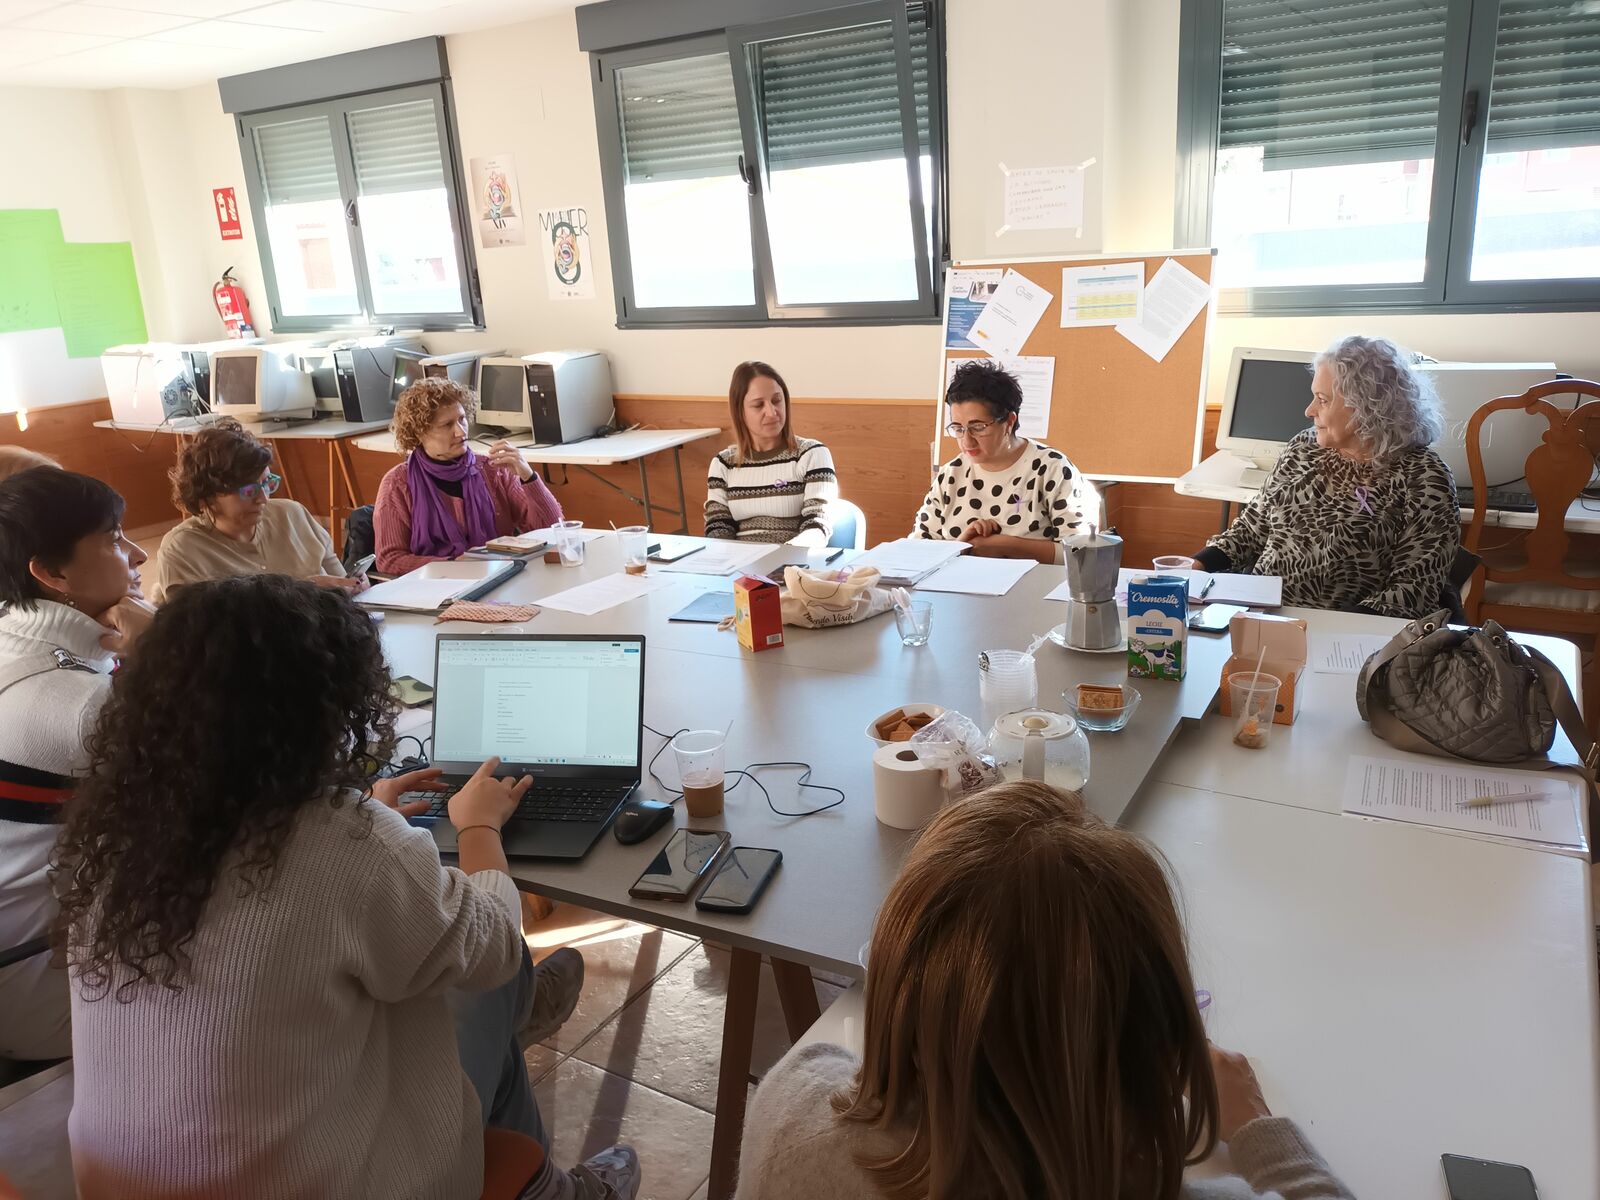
149, 418, 358, 603
374, 378, 563, 575
57, 575, 640, 1200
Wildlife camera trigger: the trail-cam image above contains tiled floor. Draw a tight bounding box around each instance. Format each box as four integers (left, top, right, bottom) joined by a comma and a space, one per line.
523, 906, 845, 1200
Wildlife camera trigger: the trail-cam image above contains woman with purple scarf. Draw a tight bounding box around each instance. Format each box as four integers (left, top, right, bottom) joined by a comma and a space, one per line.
374, 379, 564, 576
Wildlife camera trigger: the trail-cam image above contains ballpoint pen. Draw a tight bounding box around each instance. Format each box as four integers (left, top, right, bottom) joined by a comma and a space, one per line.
1197, 576, 1216, 602
1459, 790, 1550, 808
821, 549, 844, 564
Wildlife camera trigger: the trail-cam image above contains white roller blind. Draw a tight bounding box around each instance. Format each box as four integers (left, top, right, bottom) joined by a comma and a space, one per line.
348, 98, 446, 195
253, 115, 341, 205
1484, 0, 1600, 152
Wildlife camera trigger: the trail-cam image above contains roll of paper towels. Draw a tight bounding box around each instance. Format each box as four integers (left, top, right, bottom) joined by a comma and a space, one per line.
873, 743, 945, 830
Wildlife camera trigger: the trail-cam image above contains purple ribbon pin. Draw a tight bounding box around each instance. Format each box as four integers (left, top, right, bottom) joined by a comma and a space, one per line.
1353, 485, 1373, 515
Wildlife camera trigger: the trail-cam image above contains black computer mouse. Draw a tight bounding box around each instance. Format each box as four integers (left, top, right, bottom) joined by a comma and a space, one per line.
613, 799, 675, 845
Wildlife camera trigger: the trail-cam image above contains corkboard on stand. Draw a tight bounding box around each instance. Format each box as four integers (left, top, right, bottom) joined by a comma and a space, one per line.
936, 251, 1215, 483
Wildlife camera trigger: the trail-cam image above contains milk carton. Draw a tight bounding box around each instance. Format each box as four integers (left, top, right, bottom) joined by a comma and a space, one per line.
1126, 574, 1187, 681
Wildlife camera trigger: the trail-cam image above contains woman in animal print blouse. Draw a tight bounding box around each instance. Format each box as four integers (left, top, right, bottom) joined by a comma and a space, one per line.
1195, 335, 1459, 619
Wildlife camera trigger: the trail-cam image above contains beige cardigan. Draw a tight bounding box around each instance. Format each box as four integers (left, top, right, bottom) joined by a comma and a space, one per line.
150, 499, 343, 602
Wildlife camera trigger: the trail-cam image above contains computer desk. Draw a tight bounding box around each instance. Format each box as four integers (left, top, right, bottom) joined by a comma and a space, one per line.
381, 535, 1595, 1200
93, 416, 391, 552
1178, 448, 1600, 535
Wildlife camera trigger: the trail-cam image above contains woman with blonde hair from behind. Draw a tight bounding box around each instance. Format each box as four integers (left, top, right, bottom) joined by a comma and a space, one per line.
735, 781, 1353, 1200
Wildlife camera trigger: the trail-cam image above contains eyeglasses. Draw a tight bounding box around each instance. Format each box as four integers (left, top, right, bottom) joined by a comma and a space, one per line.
237, 473, 282, 503
945, 419, 1004, 438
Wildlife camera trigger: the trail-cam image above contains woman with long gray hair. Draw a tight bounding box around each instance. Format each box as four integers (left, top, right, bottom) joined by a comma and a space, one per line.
1193, 335, 1459, 618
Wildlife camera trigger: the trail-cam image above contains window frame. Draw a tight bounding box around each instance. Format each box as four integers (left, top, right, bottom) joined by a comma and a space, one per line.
235, 81, 483, 334
591, 0, 949, 329
1175, 0, 1600, 316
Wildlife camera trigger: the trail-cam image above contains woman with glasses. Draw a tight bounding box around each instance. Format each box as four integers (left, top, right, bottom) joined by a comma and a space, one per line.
912, 360, 1097, 565
149, 419, 360, 603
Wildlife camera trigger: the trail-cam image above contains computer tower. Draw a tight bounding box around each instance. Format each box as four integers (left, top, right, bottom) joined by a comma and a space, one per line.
521, 351, 613, 445
332, 336, 425, 421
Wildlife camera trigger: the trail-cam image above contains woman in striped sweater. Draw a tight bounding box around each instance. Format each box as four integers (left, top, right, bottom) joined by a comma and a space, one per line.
705, 362, 839, 546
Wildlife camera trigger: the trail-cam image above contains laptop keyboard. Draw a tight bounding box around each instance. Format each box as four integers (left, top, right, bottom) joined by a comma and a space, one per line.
400, 783, 634, 824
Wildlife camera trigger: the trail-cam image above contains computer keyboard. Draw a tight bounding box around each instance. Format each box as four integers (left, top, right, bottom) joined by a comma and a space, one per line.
1456, 487, 1539, 513
401, 782, 633, 824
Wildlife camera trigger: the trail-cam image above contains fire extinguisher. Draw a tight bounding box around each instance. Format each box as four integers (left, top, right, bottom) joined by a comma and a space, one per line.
213, 268, 255, 338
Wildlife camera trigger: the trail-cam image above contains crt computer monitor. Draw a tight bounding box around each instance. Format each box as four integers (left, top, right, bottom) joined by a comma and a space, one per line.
1216, 347, 1318, 469
475, 357, 534, 432
390, 349, 430, 402
210, 346, 316, 419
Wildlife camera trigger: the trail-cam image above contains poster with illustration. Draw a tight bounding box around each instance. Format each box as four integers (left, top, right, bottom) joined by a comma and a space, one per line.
469, 155, 525, 248
538, 205, 596, 300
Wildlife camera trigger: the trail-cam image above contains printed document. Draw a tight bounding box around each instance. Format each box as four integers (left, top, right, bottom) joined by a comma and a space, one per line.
1342, 755, 1585, 852
658, 542, 771, 576
1061, 261, 1144, 327
968, 269, 1053, 359
1113, 258, 1210, 363
915, 556, 1036, 596
535, 572, 670, 616
945, 353, 1053, 438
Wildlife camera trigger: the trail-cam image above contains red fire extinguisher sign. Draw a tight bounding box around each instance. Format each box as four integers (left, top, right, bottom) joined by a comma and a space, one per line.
214, 188, 243, 241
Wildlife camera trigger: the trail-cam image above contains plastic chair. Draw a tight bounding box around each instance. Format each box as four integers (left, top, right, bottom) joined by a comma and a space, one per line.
1463, 381, 1600, 735
1443, 547, 1482, 626
341, 505, 376, 573
826, 498, 867, 550
480, 1128, 545, 1200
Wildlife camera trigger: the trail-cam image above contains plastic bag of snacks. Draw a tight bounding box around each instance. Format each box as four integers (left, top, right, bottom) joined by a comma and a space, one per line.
908, 710, 1004, 800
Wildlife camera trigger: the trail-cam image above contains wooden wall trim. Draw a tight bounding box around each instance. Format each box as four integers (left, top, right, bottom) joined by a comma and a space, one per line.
3, 396, 112, 427
615, 393, 931, 409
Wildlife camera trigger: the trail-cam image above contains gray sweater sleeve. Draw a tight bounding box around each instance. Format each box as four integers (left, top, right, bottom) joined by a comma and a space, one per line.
1213, 1117, 1356, 1200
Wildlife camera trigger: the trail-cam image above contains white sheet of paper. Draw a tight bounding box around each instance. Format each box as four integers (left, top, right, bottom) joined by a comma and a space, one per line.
535, 572, 670, 616
945, 354, 1053, 439
1113, 568, 1282, 608
1312, 634, 1392, 674
522, 526, 604, 545
1113, 258, 1210, 363
1002, 165, 1086, 231
915, 555, 1036, 596
855, 538, 970, 584
967, 269, 1053, 359
1061, 261, 1144, 327
657, 542, 771, 576
1342, 755, 1586, 852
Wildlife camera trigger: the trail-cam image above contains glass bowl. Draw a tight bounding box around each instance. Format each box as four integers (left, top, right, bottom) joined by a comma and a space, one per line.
1060, 683, 1141, 732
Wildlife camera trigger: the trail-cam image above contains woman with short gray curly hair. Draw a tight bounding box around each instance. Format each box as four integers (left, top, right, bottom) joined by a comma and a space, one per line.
1192, 335, 1459, 618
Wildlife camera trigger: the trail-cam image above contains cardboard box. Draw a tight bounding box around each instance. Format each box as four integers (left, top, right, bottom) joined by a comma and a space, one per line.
734, 575, 784, 653
1218, 612, 1308, 726
1127, 574, 1188, 681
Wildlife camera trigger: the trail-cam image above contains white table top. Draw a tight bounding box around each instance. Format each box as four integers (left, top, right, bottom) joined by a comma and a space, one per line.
352, 426, 721, 464
374, 533, 1597, 1198
93, 416, 388, 440
1178, 450, 1600, 533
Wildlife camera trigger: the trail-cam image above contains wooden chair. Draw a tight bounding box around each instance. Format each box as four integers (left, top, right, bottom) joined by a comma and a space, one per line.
1463, 380, 1600, 736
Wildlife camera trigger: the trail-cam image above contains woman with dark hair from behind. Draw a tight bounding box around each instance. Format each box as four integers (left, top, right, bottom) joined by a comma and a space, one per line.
735, 781, 1353, 1200
57, 575, 639, 1200
0, 468, 151, 1070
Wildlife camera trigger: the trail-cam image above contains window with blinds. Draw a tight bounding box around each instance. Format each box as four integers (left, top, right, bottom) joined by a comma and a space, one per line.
595, 0, 946, 323
238, 83, 477, 329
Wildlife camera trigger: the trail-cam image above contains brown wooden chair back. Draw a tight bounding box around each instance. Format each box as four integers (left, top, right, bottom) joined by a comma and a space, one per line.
1465, 379, 1600, 592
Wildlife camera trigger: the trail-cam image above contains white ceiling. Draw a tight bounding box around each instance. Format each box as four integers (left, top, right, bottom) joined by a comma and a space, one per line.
0, 0, 576, 89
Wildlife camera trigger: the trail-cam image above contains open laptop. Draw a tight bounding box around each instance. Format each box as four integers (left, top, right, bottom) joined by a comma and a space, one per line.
417, 633, 645, 859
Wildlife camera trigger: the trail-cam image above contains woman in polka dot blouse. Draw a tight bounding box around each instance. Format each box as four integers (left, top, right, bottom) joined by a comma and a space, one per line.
911, 360, 1098, 565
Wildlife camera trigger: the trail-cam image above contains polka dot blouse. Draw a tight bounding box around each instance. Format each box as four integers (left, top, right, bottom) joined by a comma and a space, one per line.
911, 440, 1098, 548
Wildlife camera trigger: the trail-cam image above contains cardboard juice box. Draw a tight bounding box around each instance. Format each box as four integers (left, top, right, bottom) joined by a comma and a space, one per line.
1126, 574, 1187, 681
734, 575, 783, 653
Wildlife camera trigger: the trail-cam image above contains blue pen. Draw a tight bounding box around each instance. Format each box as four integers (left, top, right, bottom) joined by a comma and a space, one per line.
822, 549, 844, 564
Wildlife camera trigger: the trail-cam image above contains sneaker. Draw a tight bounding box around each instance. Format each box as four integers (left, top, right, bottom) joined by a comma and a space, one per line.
521, 947, 584, 1044
571, 1144, 640, 1200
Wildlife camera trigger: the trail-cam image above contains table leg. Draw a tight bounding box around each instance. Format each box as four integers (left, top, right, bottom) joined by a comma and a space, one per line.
770, 956, 822, 1041
329, 439, 363, 555
707, 947, 761, 1200
1218, 500, 1231, 534
638, 458, 654, 528
672, 447, 689, 534
272, 441, 300, 504
327, 441, 340, 548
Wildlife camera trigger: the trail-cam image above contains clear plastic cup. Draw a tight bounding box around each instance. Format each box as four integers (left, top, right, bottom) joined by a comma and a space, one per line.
672, 728, 727, 817
618, 525, 650, 575
553, 519, 585, 567
980, 649, 1037, 730
894, 601, 933, 647
1228, 671, 1281, 750
1153, 555, 1197, 572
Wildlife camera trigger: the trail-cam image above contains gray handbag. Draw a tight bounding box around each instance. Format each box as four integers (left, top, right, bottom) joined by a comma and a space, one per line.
1357, 610, 1599, 832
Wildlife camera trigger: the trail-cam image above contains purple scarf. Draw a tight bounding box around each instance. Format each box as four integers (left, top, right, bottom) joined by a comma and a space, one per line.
406, 448, 499, 559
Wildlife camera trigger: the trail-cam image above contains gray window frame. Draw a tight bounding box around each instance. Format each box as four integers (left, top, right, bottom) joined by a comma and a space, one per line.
590, 0, 948, 329
1175, 0, 1600, 316
235, 81, 483, 334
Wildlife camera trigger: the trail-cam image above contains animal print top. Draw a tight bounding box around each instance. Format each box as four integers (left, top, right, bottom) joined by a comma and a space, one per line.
1207, 430, 1459, 619
911, 440, 1098, 555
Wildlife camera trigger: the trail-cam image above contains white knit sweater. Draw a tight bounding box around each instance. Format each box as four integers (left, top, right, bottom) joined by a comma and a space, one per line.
68, 797, 523, 1200
705, 438, 839, 545
0, 601, 116, 1062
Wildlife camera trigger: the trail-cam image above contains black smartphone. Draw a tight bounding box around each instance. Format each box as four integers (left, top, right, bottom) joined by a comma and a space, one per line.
1187, 602, 1248, 634
696, 847, 782, 914
389, 675, 434, 708
628, 829, 732, 902
1441, 1154, 1538, 1200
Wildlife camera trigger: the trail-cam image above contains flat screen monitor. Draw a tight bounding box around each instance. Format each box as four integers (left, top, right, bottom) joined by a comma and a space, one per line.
1217, 348, 1317, 467
475, 358, 533, 432
390, 349, 429, 402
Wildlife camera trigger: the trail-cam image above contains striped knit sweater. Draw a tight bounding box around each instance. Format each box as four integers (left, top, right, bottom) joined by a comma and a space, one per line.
0, 601, 116, 1062
704, 438, 839, 546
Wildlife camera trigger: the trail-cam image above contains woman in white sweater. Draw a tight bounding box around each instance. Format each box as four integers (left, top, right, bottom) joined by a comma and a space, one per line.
0, 468, 152, 1067
736, 781, 1353, 1200
705, 361, 840, 546
56, 575, 638, 1200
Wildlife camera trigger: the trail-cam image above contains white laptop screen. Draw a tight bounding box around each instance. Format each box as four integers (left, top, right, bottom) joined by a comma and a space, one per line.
432, 638, 643, 768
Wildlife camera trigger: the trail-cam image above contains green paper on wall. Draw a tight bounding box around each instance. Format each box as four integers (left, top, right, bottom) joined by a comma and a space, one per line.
49, 241, 147, 358
0, 209, 65, 334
